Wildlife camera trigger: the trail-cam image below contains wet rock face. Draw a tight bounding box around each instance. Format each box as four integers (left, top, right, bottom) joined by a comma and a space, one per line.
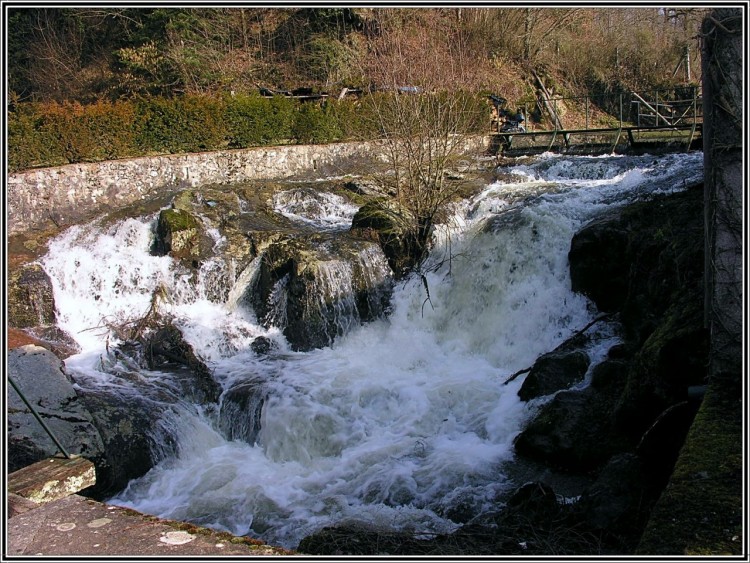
249, 234, 393, 351
219, 381, 266, 445
76, 390, 175, 497
513, 367, 629, 473
507, 185, 707, 551
8, 263, 57, 328
568, 214, 629, 313
7, 346, 105, 473
142, 324, 222, 405
518, 350, 590, 401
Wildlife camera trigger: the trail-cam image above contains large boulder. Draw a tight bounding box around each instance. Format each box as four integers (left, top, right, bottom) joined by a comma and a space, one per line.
569, 185, 704, 344
518, 349, 590, 401
568, 212, 629, 313
76, 389, 176, 497
8, 346, 105, 473
152, 207, 214, 268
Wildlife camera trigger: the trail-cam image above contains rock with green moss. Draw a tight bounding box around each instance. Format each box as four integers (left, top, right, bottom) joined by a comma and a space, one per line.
152, 207, 212, 268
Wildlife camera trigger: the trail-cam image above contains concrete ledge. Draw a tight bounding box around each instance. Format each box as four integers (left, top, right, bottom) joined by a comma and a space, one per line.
7, 494, 293, 556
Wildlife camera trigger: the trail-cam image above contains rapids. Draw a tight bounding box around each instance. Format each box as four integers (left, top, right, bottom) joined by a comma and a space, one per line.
39, 151, 703, 548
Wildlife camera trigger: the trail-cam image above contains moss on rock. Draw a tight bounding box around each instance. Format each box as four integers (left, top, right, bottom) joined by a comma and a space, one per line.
636, 380, 742, 554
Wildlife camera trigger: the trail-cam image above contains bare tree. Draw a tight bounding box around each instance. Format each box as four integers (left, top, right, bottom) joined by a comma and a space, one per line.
360, 16, 489, 271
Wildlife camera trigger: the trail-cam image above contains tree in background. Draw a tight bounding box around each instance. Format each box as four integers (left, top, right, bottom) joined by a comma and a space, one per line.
359, 12, 490, 271
7, 7, 706, 103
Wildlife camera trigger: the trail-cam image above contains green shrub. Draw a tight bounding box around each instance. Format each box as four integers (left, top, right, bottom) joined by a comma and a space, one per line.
291, 101, 343, 144
8, 91, 450, 172
328, 98, 377, 140
225, 93, 294, 147
8, 103, 50, 171
135, 94, 227, 154
79, 100, 139, 160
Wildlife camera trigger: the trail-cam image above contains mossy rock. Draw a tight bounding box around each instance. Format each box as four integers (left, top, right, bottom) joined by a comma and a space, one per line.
152, 207, 211, 267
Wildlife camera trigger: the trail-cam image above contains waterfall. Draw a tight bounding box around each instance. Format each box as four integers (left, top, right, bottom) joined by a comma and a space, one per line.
39, 151, 703, 548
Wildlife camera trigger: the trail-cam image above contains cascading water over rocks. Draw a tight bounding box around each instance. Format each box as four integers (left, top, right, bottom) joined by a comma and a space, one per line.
37, 152, 703, 549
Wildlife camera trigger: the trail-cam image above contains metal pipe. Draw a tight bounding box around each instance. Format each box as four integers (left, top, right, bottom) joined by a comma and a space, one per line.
9, 376, 72, 459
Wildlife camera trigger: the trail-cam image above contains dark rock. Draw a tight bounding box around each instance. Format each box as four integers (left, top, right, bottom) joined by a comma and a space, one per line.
251, 336, 274, 355
606, 343, 630, 360
514, 370, 630, 473
568, 212, 629, 312
506, 481, 558, 512
142, 324, 222, 405
350, 199, 418, 277
218, 380, 266, 445
8, 263, 56, 328
518, 350, 590, 401
7, 346, 105, 474
614, 320, 708, 441
589, 359, 628, 390
249, 234, 392, 351
635, 400, 697, 489
77, 389, 175, 496
576, 453, 649, 535
569, 186, 704, 345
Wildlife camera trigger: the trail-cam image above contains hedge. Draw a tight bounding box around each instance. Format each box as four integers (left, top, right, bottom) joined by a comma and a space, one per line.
8, 92, 488, 172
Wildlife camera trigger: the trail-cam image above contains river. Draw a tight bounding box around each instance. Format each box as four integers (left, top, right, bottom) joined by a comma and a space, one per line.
39, 151, 703, 548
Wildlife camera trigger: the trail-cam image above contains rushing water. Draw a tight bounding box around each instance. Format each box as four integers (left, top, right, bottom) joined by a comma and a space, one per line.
40, 151, 703, 548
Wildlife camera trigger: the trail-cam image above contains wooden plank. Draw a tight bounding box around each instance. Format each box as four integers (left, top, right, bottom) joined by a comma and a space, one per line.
8, 456, 96, 504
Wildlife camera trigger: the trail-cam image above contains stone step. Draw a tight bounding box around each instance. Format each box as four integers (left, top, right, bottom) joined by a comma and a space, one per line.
8, 456, 96, 504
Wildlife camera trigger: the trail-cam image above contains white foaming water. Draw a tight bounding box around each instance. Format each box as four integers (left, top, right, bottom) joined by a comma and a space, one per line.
40, 152, 703, 548
272, 188, 360, 231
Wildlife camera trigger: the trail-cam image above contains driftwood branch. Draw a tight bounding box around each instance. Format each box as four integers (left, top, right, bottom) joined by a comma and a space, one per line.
502, 313, 613, 385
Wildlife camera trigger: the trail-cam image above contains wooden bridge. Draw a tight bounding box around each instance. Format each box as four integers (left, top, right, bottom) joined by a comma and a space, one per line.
490, 87, 703, 155
491, 123, 702, 155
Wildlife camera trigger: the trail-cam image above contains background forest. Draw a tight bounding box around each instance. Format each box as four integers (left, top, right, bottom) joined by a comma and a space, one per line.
7, 7, 706, 170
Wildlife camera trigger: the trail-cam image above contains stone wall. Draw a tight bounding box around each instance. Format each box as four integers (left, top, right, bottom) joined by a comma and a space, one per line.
8, 137, 488, 236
